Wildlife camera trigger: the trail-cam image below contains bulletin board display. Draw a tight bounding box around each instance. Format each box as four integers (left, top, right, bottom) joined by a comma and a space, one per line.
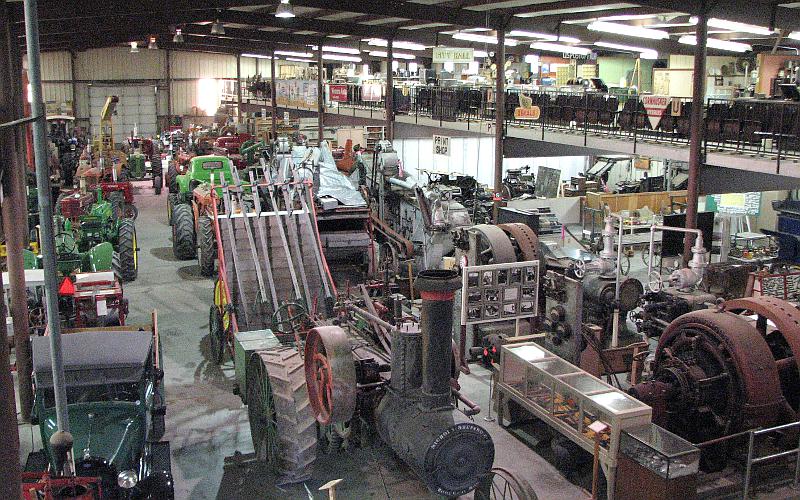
460, 260, 540, 326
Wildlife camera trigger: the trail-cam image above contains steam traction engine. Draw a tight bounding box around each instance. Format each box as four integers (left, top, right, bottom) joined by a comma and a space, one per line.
304, 270, 495, 497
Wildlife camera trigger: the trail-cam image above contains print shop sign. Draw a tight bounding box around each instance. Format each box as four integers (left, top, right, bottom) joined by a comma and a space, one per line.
433, 47, 474, 64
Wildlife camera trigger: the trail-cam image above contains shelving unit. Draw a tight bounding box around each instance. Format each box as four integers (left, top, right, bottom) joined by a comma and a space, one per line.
364, 125, 385, 152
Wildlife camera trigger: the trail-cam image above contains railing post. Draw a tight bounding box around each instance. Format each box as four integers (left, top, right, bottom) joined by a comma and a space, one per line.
777, 103, 785, 175
743, 431, 755, 499
584, 94, 589, 146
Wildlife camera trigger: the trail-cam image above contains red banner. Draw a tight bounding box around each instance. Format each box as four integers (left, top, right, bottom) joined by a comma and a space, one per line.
329, 84, 348, 102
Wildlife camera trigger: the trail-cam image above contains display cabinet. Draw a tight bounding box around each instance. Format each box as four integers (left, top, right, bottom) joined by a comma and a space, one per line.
497, 341, 652, 500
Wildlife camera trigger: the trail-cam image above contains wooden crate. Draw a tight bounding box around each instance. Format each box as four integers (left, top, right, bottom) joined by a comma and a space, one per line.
585, 190, 687, 214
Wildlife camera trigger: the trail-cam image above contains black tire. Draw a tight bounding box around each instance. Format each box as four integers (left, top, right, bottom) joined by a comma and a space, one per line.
109, 191, 124, 220
152, 335, 166, 440
197, 215, 216, 277
124, 203, 138, 220
114, 218, 138, 282
209, 305, 225, 364
167, 193, 179, 225
167, 163, 178, 194
154, 175, 163, 195
171, 203, 195, 260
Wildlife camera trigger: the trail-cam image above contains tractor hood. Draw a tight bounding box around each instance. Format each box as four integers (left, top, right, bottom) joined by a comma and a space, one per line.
41, 402, 145, 473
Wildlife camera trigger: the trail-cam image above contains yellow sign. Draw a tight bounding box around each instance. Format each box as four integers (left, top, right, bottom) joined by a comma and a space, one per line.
514, 106, 541, 120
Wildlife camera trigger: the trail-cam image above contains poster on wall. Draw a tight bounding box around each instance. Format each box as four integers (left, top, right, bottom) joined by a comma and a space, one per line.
276, 80, 290, 106
706, 192, 761, 216
329, 84, 348, 102
641, 95, 670, 129
361, 83, 383, 102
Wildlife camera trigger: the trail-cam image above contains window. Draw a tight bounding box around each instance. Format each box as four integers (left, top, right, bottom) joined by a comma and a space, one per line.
197, 78, 221, 116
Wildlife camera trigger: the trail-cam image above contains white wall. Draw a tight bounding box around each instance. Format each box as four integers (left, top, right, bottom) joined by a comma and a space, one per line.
392, 136, 588, 189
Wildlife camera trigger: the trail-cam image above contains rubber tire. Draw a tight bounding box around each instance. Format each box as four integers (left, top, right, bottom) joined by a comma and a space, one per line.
209, 305, 225, 364
197, 215, 216, 277
151, 335, 166, 440
115, 218, 138, 282
171, 203, 196, 260
167, 163, 178, 194
124, 203, 138, 221
167, 193, 179, 226
109, 191, 124, 220
154, 175, 162, 195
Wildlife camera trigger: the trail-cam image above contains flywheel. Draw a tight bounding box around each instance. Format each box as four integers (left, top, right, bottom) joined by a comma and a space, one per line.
304, 326, 358, 426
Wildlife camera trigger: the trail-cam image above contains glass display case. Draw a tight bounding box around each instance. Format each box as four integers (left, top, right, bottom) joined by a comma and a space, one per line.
616, 424, 699, 500
497, 341, 653, 499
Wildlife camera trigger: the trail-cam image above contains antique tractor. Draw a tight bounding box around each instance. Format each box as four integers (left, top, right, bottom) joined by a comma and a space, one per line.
52, 189, 138, 282
26, 317, 172, 499
127, 136, 163, 194
168, 155, 235, 275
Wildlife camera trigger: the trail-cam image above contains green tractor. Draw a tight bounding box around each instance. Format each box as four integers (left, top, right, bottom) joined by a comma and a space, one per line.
168, 155, 235, 275
52, 189, 138, 281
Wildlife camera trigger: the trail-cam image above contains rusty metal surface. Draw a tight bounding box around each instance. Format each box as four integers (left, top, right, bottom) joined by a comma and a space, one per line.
498, 222, 539, 262
304, 326, 357, 425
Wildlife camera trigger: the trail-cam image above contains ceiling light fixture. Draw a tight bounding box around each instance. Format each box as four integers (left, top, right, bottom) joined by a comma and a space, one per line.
587, 21, 669, 40
509, 30, 580, 44
366, 39, 426, 51
531, 42, 591, 55
594, 41, 658, 59
286, 57, 314, 63
173, 28, 184, 43
452, 32, 518, 46
322, 53, 362, 62
689, 17, 774, 36
210, 19, 225, 35
275, 0, 296, 18
275, 50, 313, 58
311, 45, 361, 54
598, 14, 659, 21
678, 35, 752, 52
789, 31, 800, 40
148, 36, 158, 50
242, 53, 273, 59
130, 41, 139, 53
368, 50, 415, 60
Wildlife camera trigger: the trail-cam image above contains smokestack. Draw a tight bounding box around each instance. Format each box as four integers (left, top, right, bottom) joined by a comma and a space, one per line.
415, 270, 461, 408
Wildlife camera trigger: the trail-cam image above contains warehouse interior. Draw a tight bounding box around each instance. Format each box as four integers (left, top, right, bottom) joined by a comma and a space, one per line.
5, 1, 800, 499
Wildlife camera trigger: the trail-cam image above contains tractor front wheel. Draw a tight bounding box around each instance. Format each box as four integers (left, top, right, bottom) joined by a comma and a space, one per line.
172, 203, 196, 260
109, 191, 124, 220
197, 215, 217, 277
115, 218, 138, 282
209, 305, 226, 364
166, 163, 178, 194
167, 193, 179, 225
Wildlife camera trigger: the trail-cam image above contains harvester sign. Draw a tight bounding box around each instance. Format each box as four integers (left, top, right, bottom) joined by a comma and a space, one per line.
642, 95, 670, 129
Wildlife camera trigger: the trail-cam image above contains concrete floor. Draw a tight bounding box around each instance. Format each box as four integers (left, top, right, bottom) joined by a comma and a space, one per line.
16, 182, 587, 500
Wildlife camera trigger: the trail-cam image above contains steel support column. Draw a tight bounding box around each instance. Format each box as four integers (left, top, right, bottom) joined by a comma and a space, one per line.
684, 5, 707, 261
2, 0, 31, 423
493, 29, 505, 222
317, 41, 324, 146
24, 0, 70, 431
166, 49, 172, 128
386, 38, 394, 141
270, 47, 277, 140
236, 53, 242, 124
0, 1, 21, 494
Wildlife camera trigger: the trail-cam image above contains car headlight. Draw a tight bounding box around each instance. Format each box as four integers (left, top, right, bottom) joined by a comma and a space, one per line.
117, 469, 138, 489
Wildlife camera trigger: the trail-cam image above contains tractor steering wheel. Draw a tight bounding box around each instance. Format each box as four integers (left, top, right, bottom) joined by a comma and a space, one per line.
55, 232, 77, 255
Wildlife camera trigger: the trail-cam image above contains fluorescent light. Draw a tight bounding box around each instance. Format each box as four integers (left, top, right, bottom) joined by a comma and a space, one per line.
311, 45, 360, 55
452, 33, 518, 46
531, 42, 591, 55
242, 53, 273, 59
368, 51, 415, 60
322, 54, 362, 62
587, 21, 669, 40
275, 0, 295, 18
599, 14, 659, 21
678, 35, 752, 52
594, 42, 658, 59
691, 17, 774, 36
789, 32, 800, 40
286, 57, 314, 63
367, 39, 426, 51
275, 50, 313, 58
509, 30, 580, 44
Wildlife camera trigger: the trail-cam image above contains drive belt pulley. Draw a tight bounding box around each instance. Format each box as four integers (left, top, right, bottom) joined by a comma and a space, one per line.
498, 222, 539, 262
470, 224, 516, 265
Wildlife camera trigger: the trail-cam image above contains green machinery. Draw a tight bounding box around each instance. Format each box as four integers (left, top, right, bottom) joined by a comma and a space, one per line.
52, 188, 138, 281
168, 155, 236, 269
240, 139, 267, 166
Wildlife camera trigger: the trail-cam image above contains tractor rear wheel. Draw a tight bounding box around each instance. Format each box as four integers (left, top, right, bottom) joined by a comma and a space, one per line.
167, 193, 179, 225
246, 347, 317, 484
114, 218, 138, 282
109, 191, 124, 220
167, 163, 178, 194
197, 215, 217, 277
171, 203, 196, 260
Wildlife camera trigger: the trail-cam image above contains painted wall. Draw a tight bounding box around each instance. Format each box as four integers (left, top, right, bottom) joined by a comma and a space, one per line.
597, 56, 653, 92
